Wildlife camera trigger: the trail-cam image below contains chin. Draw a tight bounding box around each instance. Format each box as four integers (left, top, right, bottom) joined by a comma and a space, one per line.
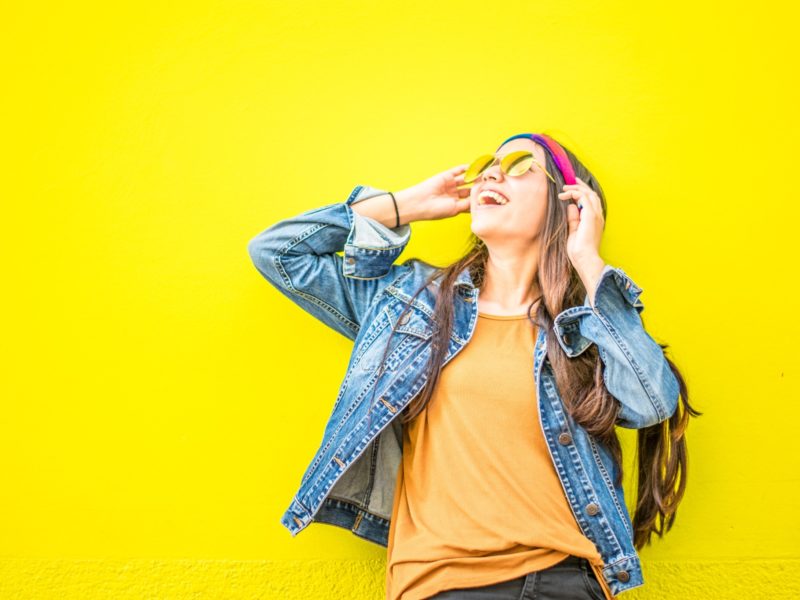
470, 222, 499, 240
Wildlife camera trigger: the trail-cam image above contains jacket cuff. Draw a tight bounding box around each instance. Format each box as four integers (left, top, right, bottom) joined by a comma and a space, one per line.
342, 185, 412, 279
553, 265, 644, 357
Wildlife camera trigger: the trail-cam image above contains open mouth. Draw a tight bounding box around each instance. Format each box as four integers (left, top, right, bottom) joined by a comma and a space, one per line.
477, 190, 510, 206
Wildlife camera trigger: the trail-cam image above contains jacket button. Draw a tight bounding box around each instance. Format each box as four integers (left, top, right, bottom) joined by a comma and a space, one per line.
585, 502, 600, 516
399, 313, 410, 324
558, 432, 573, 445
616, 570, 630, 582
562, 333, 571, 345
346, 256, 355, 264
463, 295, 474, 302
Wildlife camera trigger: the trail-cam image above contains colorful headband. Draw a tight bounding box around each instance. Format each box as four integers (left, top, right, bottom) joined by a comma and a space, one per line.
496, 133, 577, 186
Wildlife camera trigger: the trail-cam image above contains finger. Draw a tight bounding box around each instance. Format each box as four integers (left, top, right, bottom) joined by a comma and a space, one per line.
564, 176, 590, 190
574, 176, 591, 191
572, 178, 601, 215
558, 189, 581, 200
565, 178, 597, 215
585, 189, 602, 216
573, 178, 597, 208
559, 189, 587, 212
566, 201, 581, 235
455, 197, 471, 212
575, 190, 589, 212
572, 176, 590, 191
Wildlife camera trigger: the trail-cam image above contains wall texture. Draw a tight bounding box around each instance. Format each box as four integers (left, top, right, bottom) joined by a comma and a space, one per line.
2, 0, 798, 598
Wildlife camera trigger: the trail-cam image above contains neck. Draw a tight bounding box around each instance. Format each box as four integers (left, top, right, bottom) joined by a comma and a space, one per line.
478, 245, 541, 314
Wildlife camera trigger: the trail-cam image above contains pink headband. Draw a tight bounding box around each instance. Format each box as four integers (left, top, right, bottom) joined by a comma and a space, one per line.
496, 133, 577, 185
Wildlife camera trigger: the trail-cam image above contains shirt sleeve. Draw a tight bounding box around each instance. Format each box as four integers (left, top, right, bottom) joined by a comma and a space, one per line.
247, 184, 414, 340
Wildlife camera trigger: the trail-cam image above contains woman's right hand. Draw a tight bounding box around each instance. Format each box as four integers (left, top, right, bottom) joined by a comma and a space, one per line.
395, 164, 472, 222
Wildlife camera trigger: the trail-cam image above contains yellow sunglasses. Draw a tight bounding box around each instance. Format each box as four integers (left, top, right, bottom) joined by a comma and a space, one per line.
459, 150, 556, 189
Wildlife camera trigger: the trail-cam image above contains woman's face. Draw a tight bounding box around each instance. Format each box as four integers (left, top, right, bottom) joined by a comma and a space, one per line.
469, 138, 550, 246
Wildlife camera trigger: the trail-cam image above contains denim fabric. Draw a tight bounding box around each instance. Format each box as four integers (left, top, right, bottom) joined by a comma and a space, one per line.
247, 184, 681, 596
426, 555, 607, 600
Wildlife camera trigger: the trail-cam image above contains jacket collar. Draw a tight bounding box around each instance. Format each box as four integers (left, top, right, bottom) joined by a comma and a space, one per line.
453, 265, 475, 289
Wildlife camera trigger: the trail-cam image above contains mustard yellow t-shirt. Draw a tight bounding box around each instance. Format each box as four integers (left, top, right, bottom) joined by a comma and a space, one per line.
385, 312, 615, 600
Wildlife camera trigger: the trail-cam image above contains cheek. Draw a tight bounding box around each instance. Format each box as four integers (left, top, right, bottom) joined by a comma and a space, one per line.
511, 181, 548, 214
513, 193, 548, 232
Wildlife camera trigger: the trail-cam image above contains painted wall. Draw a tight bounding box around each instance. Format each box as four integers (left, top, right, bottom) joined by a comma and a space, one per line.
2, 1, 798, 598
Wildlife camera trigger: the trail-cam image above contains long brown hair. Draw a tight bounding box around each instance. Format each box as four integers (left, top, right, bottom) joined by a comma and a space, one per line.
366, 135, 701, 550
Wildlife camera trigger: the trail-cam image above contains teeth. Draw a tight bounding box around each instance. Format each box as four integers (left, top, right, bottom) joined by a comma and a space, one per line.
478, 190, 509, 205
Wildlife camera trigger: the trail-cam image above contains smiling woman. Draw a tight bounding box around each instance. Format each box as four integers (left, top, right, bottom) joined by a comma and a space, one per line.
247, 131, 700, 600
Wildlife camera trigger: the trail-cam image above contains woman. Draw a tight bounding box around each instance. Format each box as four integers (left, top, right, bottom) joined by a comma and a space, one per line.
247, 132, 699, 599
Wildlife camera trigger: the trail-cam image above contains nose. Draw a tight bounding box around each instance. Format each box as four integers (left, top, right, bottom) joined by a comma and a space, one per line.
480, 160, 504, 182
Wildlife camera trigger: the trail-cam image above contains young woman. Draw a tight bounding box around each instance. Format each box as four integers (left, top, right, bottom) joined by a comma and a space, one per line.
247, 132, 699, 600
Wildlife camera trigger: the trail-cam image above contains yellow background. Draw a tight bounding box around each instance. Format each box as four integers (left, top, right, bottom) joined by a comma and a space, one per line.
2, 1, 798, 598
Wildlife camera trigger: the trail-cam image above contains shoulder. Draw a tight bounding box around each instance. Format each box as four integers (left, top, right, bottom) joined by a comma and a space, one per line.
395, 258, 442, 289
376, 258, 444, 310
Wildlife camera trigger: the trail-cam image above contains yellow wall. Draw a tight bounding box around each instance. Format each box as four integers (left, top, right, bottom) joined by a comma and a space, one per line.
2, 1, 798, 598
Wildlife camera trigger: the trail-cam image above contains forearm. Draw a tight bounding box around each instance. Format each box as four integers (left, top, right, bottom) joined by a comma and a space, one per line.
247, 184, 416, 340
351, 188, 428, 228
574, 254, 608, 309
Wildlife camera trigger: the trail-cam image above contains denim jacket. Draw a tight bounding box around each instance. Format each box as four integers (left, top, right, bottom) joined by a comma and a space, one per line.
247, 184, 680, 596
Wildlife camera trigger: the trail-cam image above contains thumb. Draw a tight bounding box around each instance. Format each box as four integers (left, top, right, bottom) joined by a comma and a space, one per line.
455, 197, 472, 214
566, 202, 581, 235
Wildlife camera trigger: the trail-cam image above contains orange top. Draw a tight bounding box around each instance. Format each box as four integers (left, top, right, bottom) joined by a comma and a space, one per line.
385, 312, 615, 600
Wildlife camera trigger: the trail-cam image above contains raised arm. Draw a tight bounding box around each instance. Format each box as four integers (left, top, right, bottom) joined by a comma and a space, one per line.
246, 184, 427, 340
247, 161, 473, 340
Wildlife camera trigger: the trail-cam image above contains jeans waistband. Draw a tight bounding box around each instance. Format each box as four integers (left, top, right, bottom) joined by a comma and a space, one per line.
547, 555, 589, 570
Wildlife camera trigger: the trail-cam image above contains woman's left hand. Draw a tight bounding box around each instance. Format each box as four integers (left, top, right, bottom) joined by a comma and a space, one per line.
558, 176, 605, 267
558, 176, 608, 306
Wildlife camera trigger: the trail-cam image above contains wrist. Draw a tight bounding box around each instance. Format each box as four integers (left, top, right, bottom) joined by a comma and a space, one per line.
394, 187, 430, 223
573, 253, 605, 274
572, 254, 606, 306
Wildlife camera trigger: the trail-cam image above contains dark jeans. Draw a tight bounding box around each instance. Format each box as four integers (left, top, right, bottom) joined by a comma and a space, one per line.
426, 555, 607, 600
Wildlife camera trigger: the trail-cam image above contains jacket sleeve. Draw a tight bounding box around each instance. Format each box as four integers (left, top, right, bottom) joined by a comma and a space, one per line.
552, 265, 680, 429
247, 184, 414, 341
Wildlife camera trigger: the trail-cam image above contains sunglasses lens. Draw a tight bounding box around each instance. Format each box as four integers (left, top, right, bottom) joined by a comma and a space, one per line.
501, 150, 535, 177
464, 154, 496, 183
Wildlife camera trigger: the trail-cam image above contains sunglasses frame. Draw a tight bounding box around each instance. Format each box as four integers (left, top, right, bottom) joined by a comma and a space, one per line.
462, 150, 557, 187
